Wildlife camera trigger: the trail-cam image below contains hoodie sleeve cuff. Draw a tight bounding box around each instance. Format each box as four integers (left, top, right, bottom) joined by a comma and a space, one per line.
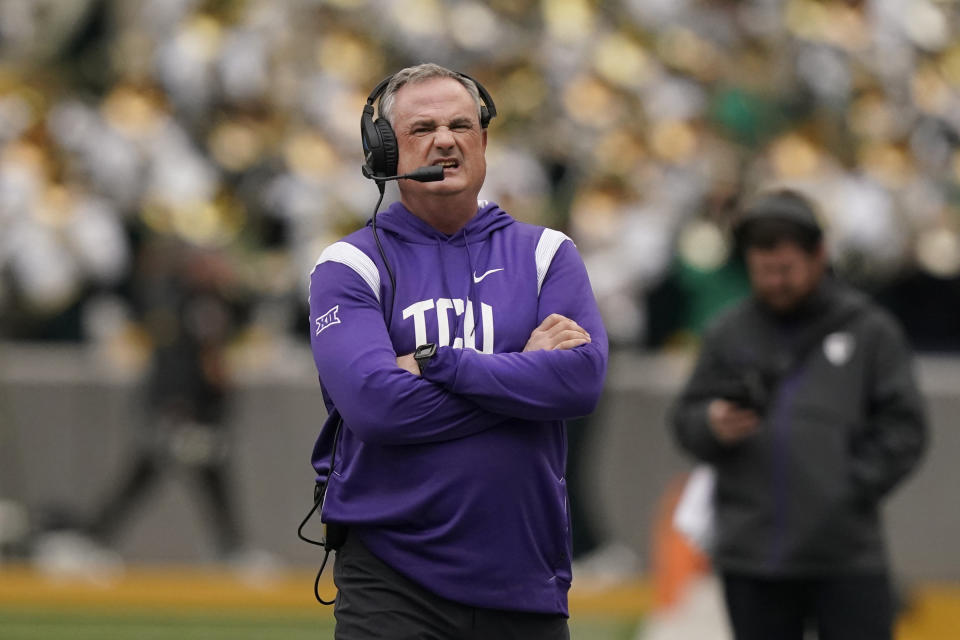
421, 345, 462, 388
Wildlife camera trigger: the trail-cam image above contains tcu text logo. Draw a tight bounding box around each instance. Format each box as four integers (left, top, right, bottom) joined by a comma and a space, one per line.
403, 298, 494, 353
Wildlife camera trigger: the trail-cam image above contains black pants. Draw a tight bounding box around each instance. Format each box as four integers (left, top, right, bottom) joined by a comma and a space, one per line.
721, 571, 893, 640
332, 533, 570, 640
566, 415, 602, 558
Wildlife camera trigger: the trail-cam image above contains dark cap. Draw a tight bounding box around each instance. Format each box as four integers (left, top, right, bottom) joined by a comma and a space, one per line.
733, 188, 823, 251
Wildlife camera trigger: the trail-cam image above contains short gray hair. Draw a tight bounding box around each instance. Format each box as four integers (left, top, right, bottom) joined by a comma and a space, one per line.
378, 63, 484, 127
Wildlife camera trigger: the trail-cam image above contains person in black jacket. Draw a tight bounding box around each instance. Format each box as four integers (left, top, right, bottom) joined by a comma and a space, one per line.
670, 189, 928, 640
87, 242, 248, 561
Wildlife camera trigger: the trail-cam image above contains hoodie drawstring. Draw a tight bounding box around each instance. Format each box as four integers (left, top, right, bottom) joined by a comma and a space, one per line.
435, 237, 460, 343
435, 229, 481, 347
462, 229, 481, 340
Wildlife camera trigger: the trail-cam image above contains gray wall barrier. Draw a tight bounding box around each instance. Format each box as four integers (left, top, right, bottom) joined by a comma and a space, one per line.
1, 344, 957, 580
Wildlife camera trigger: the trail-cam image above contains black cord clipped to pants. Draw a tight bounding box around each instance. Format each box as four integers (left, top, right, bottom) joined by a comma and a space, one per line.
297, 416, 346, 605
297, 481, 348, 605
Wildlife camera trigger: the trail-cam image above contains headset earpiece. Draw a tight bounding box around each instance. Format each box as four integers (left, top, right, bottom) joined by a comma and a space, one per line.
465, 73, 496, 129
372, 118, 398, 178
361, 99, 398, 179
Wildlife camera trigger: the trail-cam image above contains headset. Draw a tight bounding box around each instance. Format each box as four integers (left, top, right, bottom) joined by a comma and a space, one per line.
360, 71, 497, 182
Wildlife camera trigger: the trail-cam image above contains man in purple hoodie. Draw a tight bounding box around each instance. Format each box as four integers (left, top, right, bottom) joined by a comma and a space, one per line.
306, 63, 608, 639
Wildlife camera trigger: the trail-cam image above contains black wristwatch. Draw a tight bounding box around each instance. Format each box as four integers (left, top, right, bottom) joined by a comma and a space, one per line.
414, 343, 437, 376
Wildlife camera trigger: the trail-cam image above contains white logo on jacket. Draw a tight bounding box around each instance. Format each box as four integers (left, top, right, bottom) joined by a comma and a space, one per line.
315, 305, 341, 335
402, 298, 495, 353
472, 268, 504, 283
823, 331, 855, 366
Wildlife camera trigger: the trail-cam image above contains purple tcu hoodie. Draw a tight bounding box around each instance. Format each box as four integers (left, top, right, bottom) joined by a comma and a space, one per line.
307, 200, 608, 616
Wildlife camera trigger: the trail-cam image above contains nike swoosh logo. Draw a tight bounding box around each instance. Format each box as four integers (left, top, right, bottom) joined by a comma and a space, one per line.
472, 268, 504, 283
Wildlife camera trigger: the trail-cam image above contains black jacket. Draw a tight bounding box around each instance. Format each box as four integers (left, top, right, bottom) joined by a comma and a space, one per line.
671, 279, 927, 576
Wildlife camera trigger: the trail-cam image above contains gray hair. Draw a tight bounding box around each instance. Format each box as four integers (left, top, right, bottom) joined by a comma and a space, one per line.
378, 63, 484, 127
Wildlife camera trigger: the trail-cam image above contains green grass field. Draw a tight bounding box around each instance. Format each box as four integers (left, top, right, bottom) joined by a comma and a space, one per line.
0, 565, 646, 639
1, 565, 958, 639
0, 608, 640, 640
0, 609, 336, 640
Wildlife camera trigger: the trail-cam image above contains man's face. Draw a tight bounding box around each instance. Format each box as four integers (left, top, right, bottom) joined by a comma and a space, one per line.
391, 77, 487, 200
745, 241, 826, 313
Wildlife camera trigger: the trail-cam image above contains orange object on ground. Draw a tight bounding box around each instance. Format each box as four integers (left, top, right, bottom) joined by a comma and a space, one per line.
651, 473, 711, 610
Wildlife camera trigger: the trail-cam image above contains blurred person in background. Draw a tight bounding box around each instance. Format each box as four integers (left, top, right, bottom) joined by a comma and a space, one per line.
306, 63, 607, 639
669, 189, 927, 640
78, 240, 254, 567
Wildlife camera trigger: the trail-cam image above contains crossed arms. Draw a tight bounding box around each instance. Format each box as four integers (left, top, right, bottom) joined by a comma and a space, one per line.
309, 240, 608, 445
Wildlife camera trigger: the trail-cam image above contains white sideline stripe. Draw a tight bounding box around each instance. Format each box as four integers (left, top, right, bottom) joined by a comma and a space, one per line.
312, 242, 381, 303
535, 228, 571, 295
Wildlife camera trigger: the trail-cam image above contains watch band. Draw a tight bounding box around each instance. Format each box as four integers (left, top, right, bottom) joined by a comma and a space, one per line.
414, 343, 437, 376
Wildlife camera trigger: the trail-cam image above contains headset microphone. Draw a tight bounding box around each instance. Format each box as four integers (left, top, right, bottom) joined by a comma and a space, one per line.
363, 165, 446, 183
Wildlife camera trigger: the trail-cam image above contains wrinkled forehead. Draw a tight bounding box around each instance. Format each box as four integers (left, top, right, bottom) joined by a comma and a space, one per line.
392, 78, 479, 123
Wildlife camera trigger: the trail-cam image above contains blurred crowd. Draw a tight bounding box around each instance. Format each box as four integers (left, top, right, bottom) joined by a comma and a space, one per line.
1, 0, 958, 357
